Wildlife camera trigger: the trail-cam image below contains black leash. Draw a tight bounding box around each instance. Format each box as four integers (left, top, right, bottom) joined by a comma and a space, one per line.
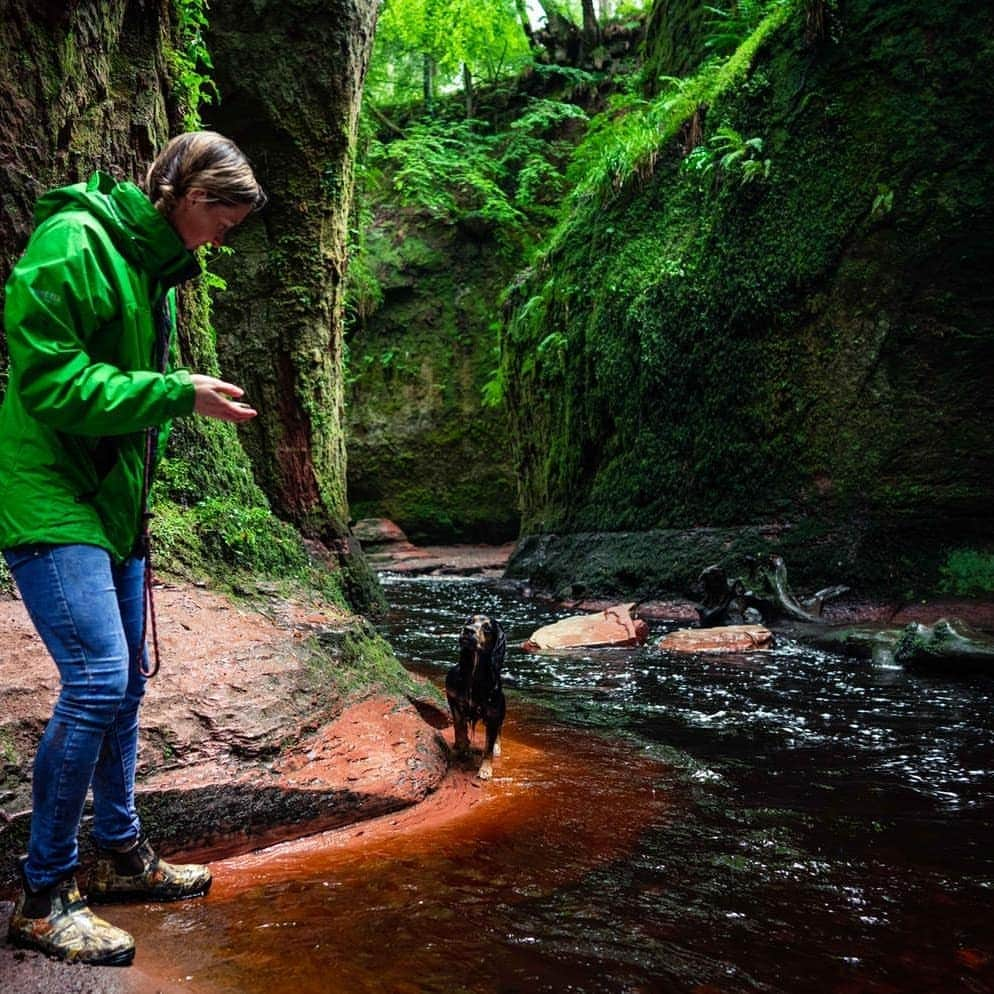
138, 425, 161, 678
137, 293, 172, 679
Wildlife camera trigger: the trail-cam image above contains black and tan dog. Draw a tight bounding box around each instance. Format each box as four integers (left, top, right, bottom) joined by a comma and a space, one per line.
445, 614, 507, 779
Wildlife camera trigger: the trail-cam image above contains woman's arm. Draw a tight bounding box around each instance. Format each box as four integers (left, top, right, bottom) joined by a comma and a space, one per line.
5, 216, 196, 435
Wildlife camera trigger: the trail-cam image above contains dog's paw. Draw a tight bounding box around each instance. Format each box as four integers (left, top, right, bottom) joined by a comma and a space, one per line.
493, 737, 501, 758
478, 759, 493, 780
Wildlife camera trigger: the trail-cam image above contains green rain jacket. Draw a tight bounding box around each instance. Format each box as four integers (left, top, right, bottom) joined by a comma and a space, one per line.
0, 172, 200, 562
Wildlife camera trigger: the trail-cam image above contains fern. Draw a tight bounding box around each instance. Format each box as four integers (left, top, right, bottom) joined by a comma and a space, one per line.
704, 0, 789, 54
560, 0, 793, 220
682, 124, 772, 187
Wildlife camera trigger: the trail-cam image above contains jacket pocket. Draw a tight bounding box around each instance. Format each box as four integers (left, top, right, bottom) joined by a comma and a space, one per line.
3, 543, 47, 572
57, 432, 119, 501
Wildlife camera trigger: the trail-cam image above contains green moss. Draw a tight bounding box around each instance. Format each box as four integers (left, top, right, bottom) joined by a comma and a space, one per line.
150, 492, 347, 606
939, 550, 994, 598
308, 622, 440, 703
0, 727, 19, 766
501, 0, 994, 593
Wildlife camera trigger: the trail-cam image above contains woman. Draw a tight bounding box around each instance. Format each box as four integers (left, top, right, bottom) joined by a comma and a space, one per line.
0, 131, 265, 966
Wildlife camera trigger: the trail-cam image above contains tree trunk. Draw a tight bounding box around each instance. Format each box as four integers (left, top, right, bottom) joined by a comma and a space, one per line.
513, 0, 537, 48
533, 1, 582, 65
462, 62, 474, 118
205, 0, 385, 613
0, 0, 174, 376
581, 0, 601, 52
422, 52, 436, 114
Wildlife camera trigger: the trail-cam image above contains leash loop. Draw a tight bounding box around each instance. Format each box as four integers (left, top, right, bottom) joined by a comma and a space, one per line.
137, 292, 172, 679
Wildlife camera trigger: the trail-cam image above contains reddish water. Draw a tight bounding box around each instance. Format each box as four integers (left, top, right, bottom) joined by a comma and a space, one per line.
93, 577, 994, 994
115, 709, 667, 993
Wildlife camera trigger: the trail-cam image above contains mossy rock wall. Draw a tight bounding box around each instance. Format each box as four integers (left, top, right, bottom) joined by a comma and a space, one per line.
503, 0, 994, 596
0, 0, 174, 376
346, 210, 519, 544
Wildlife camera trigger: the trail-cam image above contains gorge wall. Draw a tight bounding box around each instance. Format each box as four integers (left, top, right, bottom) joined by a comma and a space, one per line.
345, 208, 519, 544
502, 0, 994, 598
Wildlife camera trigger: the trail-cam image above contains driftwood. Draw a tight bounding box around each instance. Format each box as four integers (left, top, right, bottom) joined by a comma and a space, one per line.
798, 618, 994, 673
697, 555, 849, 627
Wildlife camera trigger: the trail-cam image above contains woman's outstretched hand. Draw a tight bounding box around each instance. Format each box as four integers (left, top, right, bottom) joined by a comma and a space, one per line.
190, 374, 257, 423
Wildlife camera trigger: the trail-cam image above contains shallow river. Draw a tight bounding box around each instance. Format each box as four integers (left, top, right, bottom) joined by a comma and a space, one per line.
125, 575, 994, 993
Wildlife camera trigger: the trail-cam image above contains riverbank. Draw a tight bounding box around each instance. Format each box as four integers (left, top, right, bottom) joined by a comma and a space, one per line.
0, 573, 458, 988
0, 723, 502, 994
0, 578, 452, 893
364, 529, 994, 632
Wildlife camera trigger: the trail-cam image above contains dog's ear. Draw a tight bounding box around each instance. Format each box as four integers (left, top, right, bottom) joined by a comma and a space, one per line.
490, 620, 507, 674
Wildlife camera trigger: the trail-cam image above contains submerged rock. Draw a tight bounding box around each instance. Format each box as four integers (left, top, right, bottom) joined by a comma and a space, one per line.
523, 603, 649, 651
794, 616, 994, 672
657, 625, 775, 653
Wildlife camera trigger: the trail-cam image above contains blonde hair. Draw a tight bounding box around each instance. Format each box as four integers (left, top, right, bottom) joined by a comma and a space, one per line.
145, 131, 266, 215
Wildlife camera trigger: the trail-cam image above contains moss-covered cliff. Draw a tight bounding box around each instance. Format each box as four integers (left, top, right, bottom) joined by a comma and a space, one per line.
502, 0, 994, 596
342, 83, 595, 545
345, 206, 519, 543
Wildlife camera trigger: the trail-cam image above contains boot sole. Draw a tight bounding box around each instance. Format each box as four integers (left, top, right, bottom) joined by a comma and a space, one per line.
8, 929, 136, 967
88, 877, 212, 904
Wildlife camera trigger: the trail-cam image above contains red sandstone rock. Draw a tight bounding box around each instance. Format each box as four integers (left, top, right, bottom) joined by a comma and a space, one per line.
0, 584, 448, 890
352, 517, 410, 546
657, 624, 774, 653
365, 542, 516, 576
523, 603, 649, 651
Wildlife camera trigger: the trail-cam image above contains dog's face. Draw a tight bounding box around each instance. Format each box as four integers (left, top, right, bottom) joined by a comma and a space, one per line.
459, 615, 499, 656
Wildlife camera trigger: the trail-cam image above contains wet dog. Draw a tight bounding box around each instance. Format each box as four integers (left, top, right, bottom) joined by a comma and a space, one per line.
445, 615, 507, 779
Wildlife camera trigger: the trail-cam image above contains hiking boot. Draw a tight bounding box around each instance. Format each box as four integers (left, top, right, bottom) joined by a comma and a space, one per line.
89, 835, 212, 903
7, 860, 135, 966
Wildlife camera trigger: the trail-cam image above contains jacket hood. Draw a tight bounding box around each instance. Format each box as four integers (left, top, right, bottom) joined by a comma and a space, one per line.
34, 172, 200, 288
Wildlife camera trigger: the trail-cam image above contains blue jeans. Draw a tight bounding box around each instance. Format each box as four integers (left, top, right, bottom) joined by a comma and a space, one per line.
3, 543, 148, 892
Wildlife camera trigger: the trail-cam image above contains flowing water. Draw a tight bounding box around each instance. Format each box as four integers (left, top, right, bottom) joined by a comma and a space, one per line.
123, 575, 994, 993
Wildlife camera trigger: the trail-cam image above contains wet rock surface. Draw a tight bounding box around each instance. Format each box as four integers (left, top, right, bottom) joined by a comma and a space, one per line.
0, 583, 449, 894
364, 540, 516, 576
657, 624, 775, 653
352, 517, 411, 547
522, 602, 649, 651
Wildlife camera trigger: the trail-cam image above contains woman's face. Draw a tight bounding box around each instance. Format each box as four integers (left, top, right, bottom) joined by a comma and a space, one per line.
170, 188, 253, 250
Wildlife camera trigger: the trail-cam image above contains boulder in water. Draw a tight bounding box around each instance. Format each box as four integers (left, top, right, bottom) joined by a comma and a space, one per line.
658, 624, 774, 653
352, 518, 410, 547
523, 603, 649, 651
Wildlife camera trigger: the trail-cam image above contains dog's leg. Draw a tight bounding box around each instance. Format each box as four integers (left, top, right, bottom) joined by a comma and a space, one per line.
446, 666, 472, 758
448, 700, 471, 757
454, 716, 471, 756
479, 714, 502, 780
